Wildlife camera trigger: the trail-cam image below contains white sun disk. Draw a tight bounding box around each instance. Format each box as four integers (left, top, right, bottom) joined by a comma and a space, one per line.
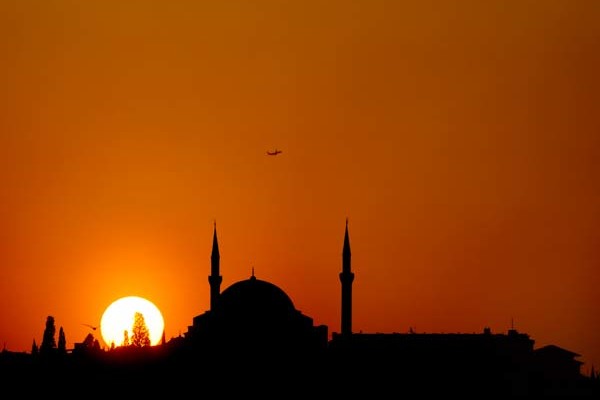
100, 296, 164, 347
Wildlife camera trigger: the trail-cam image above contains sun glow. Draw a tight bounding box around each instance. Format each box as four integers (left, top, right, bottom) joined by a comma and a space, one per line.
100, 296, 164, 347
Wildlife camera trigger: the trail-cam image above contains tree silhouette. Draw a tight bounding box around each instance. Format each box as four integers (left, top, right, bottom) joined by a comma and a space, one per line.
82, 333, 95, 348
31, 339, 38, 355
123, 330, 130, 347
131, 311, 151, 347
57, 326, 66, 354
78, 333, 101, 354
40, 315, 57, 355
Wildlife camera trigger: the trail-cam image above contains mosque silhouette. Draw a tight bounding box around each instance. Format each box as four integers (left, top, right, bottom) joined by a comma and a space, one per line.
184, 221, 329, 355
1, 221, 597, 396
164, 220, 589, 395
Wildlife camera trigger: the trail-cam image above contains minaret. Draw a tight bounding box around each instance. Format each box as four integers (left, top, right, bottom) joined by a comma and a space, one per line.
339, 218, 354, 337
208, 221, 222, 311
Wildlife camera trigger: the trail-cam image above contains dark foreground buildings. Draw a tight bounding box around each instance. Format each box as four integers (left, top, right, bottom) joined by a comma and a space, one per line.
1, 221, 598, 396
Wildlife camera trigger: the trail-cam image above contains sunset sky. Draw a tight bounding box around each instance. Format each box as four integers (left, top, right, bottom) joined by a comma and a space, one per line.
1, 0, 599, 371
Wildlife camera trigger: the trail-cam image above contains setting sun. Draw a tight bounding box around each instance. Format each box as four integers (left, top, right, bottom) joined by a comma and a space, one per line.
100, 296, 164, 347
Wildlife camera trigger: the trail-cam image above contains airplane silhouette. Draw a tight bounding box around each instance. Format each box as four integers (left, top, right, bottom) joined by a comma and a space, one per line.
82, 323, 97, 331
266, 149, 282, 156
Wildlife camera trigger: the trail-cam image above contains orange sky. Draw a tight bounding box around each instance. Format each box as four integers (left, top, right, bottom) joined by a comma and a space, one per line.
1, 0, 599, 372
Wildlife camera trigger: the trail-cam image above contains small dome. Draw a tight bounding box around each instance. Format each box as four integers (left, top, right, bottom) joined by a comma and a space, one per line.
217, 276, 296, 320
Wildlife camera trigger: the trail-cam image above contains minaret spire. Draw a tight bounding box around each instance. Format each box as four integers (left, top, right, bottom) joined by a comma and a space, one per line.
339, 218, 354, 337
208, 220, 222, 311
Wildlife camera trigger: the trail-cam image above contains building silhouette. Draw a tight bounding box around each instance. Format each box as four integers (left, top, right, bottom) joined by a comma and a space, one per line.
176, 221, 590, 395
1, 221, 597, 396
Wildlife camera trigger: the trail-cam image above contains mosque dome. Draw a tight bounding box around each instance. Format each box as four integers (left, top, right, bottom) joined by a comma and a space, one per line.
216, 275, 296, 321
188, 272, 327, 354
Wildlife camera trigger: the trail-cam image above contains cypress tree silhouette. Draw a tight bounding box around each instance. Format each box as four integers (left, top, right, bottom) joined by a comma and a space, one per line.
57, 326, 66, 355
123, 330, 130, 347
40, 316, 57, 355
131, 312, 151, 347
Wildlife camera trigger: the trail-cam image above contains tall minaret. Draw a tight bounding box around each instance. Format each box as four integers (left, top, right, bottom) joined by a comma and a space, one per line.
339, 218, 354, 337
208, 221, 222, 311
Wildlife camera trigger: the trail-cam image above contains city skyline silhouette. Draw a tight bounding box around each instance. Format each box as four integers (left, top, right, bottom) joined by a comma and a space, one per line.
2, 221, 599, 395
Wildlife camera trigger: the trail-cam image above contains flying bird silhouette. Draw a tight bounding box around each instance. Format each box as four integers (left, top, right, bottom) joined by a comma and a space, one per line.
82, 323, 97, 330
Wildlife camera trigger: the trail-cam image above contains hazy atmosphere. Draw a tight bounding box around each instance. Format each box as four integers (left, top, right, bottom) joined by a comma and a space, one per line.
1, 0, 599, 372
